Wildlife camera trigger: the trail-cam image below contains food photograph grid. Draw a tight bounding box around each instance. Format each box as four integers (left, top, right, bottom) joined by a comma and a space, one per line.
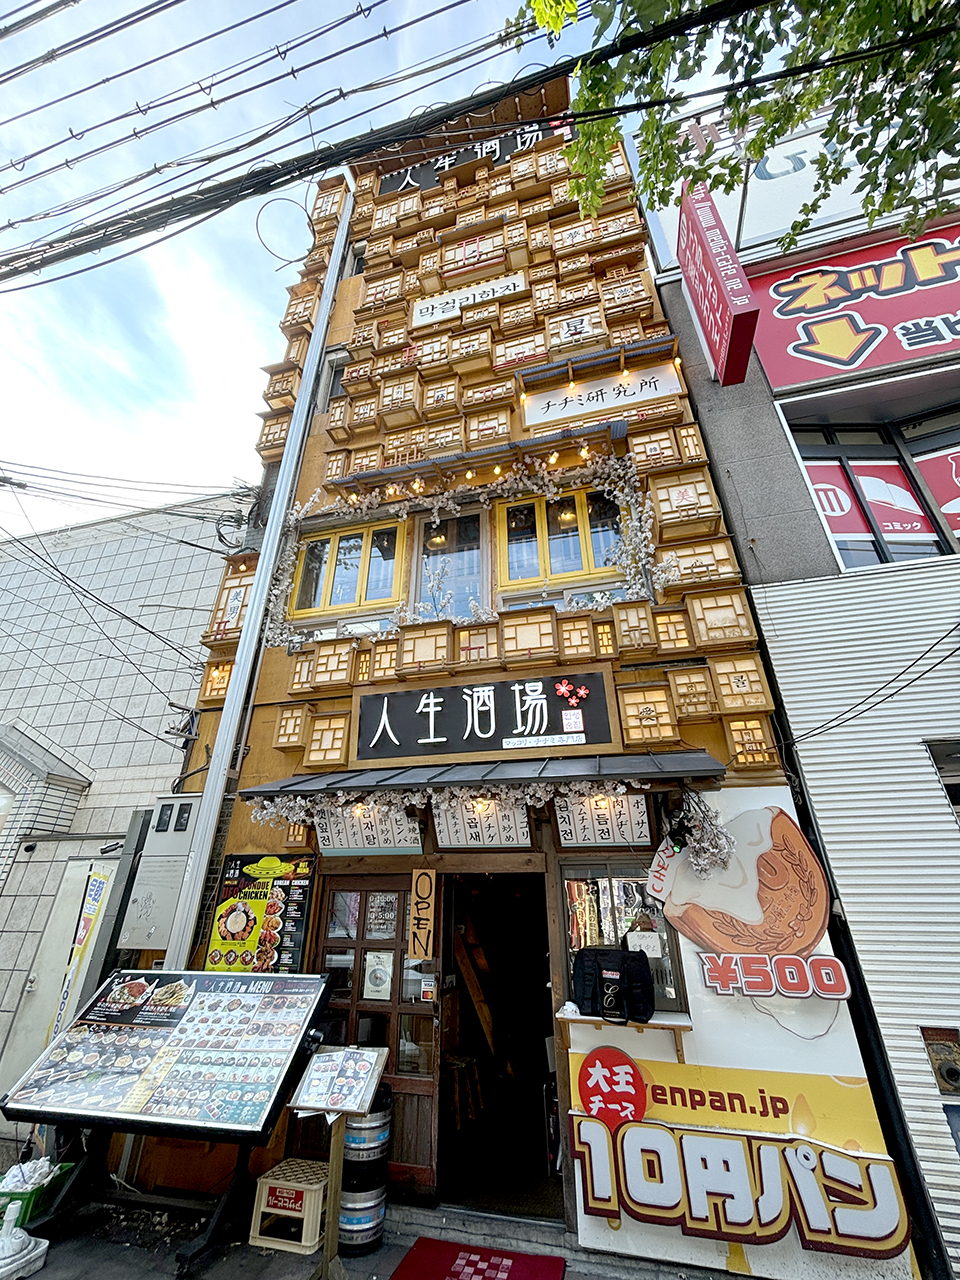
2, 971, 328, 1136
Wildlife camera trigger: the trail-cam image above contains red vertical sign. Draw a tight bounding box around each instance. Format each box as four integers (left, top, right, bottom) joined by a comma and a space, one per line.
677, 182, 759, 385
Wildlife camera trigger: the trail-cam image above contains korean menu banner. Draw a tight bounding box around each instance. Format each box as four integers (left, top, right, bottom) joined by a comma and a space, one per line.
750, 222, 960, 388
2, 970, 327, 1136
204, 853, 317, 975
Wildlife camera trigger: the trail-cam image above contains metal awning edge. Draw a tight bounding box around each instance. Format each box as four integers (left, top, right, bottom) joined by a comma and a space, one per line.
239, 752, 725, 800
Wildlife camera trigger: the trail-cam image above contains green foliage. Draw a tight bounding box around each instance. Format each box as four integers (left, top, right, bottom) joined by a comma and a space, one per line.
518, 0, 960, 246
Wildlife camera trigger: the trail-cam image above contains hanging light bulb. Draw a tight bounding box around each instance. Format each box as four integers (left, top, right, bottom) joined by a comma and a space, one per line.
548, 451, 559, 465
494, 465, 502, 475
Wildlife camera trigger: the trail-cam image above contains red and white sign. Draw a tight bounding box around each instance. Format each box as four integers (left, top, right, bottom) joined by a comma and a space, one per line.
700, 952, 851, 999
916, 445, 960, 531
751, 222, 960, 387
677, 182, 759, 386
804, 461, 936, 536
266, 1185, 305, 1213
577, 1045, 647, 1131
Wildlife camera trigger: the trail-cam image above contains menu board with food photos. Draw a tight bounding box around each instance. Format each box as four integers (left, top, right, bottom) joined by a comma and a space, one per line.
1, 970, 329, 1139
290, 1047, 388, 1117
204, 853, 317, 975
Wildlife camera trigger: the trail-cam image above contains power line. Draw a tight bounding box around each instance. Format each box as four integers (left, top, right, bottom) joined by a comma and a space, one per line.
0, 0, 491, 205
788, 626, 960, 747
0, 0, 322, 131
0, 0, 82, 43
0, 521, 200, 662
1, 0, 945, 289
0, 0, 397, 183
0, 616, 181, 747
0, 458, 244, 492
0, 0, 192, 91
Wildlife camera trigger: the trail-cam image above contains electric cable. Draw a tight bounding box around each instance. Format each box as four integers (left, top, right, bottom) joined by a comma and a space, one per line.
0, 616, 182, 746
781, 620, 960, 746
0, 0, 509, 202
788, 637, 960, 747
0, 0, 194, 91
0, 458, 244, 492
0, 494, 208, 699
0, 0, 398, 180
0, 15, 570, 274
0, 4, 569, 236
0, 0, 83, 44
1, 1, 950, 288
0, 520, 201, 661
0, 0, 336, 131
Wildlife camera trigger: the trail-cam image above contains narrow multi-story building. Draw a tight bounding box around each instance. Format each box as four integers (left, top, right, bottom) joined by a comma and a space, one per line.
152, 94, 931, 1278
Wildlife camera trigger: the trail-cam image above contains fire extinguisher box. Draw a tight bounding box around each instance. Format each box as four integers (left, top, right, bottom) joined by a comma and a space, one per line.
249, 1158, 329, 1255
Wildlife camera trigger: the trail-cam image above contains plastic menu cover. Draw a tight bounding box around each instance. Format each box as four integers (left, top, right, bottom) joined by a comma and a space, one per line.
1, 970, 329, 1138
289, 1047, 388, 1116
204, 853, 317, 976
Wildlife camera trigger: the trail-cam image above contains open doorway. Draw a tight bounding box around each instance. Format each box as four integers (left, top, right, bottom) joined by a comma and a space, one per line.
438, 874, 562, 1219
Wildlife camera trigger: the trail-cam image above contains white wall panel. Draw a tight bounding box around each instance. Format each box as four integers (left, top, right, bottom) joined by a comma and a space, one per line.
753, 556, 960, 1270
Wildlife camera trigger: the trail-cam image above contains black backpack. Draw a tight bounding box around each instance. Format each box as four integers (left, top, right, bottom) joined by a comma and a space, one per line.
572, 947, 655, 1024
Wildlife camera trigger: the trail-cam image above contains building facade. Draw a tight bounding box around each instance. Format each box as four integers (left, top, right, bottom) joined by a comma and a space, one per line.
150, 94, 938, 1278
643, 117, 960, 1274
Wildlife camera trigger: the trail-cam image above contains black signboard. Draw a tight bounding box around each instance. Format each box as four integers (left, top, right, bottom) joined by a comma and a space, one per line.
378, 120, 568, 194
2, 970, 328, 1141
356, 669, 614, 762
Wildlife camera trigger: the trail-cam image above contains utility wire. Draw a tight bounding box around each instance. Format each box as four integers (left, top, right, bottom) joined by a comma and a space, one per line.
1, 0, 949, 288
0, 0, 324, 130
788, 626, 960, 747
0, 0, 494, 203
0, 0, 397, 182
0, 458, 243, 492
0, 520, 200, 662
0, 0, 193, 91
0, 0, 82, 43
0, 616, 181, 746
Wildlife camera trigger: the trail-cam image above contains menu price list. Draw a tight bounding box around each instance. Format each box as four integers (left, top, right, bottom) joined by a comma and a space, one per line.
205, 855, 316, 976
3, 970, 328, 1135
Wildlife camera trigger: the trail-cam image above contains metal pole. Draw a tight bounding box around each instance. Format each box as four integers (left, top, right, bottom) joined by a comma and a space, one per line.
165, 185, 355, 966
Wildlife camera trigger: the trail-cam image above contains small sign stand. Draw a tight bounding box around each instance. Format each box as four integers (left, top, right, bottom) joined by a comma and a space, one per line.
288, 1047, 389, 1280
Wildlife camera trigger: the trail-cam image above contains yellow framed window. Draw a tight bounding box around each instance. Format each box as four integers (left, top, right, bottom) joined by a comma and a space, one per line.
292, 523, 401, 615
497, 490, 621, 586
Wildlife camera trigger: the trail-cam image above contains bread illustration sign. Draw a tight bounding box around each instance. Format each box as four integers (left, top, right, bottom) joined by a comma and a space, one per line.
649, 806, 829, 957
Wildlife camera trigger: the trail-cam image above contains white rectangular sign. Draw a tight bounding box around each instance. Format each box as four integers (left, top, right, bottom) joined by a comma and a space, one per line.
313, 804, 421, 854
522, 364, 683, 431
411, 272, 526, 328
554, 793, 651, 846
433, 798, 530, 847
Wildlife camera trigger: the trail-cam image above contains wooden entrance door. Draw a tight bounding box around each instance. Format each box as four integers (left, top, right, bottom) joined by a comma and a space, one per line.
312, 874, 440, 1199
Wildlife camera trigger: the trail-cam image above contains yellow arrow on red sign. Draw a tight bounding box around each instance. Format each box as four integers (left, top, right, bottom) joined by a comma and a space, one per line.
788, 312, 885, 368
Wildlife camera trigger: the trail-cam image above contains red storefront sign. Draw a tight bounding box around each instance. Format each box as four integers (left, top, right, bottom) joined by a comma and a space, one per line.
915, 445, 960, 531
677, 182, 759, 385
804, 461, 936, 536
751, 223, 960, 387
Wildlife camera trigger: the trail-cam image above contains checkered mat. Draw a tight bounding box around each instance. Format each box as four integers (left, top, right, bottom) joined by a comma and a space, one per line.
389, 1237, 565, 1280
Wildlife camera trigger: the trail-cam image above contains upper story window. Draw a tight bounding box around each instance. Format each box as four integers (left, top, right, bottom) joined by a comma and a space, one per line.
416, 512, 485, 619
793, 411, 960, 568
293, 523, 401, 615
498, 490, 621, 586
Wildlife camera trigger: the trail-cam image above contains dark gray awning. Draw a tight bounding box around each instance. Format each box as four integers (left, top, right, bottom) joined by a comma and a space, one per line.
240, 752, 725, 800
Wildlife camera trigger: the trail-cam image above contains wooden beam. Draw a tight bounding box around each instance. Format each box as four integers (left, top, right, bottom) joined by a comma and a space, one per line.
454, 929, 495, 1058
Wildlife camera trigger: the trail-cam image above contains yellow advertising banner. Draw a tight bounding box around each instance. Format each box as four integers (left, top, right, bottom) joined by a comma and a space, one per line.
568, 1046, 909, 1261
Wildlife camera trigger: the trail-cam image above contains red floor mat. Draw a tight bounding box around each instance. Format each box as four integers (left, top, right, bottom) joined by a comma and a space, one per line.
389, 1236, 566, 1280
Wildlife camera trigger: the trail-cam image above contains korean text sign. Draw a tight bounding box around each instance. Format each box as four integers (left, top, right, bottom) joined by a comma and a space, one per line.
750, 222, 960, 387
677, 182, 759, 386
355, 671, 614, 762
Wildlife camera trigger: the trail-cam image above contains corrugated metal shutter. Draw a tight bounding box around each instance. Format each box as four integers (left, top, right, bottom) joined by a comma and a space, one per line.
752, 556, 960, 1271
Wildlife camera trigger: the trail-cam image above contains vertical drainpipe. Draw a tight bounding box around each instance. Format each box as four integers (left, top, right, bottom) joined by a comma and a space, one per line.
165, 182, 356, 967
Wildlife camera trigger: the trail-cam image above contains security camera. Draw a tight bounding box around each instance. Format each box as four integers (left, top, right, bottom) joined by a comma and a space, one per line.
99, 841, 124, 855
22, 843, 37, 854
939, 1062, 960, 1089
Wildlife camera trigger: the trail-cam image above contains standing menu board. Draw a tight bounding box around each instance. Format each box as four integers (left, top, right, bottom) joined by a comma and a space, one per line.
2, 970, 328, 1139
204, 853, 317, 975
290, 1048, 388, 1116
